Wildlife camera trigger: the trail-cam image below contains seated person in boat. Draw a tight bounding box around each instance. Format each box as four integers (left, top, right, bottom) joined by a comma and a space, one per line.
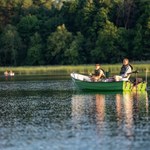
114, 58, 133, 81
90, 64, 105, 81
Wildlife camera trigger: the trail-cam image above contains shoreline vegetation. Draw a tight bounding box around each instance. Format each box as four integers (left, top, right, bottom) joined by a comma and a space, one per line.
0, 63, 150, 77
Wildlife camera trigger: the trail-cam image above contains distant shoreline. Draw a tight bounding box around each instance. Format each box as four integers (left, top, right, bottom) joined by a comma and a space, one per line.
0, 63, 150, 76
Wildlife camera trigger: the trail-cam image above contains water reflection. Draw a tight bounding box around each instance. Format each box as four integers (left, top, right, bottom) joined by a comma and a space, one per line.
95, 94, 105, 123
116, 92, 134, 138
71, 95, 95, 128
71, 91, 149, 139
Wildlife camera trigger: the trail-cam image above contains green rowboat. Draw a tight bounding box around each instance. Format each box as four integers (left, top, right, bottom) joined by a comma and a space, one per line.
71, 73, 147, 91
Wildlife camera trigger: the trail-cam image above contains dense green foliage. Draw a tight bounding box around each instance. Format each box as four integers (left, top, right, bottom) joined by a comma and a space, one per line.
0, 0, 149, 66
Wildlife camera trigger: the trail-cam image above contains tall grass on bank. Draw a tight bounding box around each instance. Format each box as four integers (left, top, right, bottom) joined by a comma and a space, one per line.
0, 64, 150, 76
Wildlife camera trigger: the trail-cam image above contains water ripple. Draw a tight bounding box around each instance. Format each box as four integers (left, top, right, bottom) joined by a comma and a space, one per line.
0, 79, 150, 150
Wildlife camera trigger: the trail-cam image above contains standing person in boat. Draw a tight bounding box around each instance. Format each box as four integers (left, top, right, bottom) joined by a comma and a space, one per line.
90, 64, 105, 81
114, 58, 133, 81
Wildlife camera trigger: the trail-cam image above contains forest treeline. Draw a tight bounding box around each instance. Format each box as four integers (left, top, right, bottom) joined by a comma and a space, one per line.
0, 0, 149, 66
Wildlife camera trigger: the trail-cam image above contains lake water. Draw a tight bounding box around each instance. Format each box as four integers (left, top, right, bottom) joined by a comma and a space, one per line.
0, 76, 150, 150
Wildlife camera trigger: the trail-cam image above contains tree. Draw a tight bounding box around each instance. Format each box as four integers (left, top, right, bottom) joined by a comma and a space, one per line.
21, 0, 32, 8
91, 21, 121, 63
135, 0, 150, 60
27, 32, 44, 65
132, 24, 143, 60
32, 0, 54, 9
46, 24, 73, 64
115, 27, 131, 60
0, 0, 20, 28
143, 17, 150, 59
0, 24, 22, 66
17, 14, 39, 39
64, 32, 85, 64
17, 15, 40, 63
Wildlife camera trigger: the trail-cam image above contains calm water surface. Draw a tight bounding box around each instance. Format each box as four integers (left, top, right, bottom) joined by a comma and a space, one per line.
0, 76, 150, 150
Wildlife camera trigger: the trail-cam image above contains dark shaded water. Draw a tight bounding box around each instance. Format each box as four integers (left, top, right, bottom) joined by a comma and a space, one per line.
0, 76, 150, 150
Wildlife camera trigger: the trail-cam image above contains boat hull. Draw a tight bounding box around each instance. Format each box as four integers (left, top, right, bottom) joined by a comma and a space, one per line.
71, 73, 147, 91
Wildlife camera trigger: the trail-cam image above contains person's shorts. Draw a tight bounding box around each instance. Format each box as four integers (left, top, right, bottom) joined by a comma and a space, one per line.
115, 75, 128, 81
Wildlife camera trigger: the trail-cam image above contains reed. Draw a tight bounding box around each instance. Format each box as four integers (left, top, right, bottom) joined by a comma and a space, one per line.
0, 64, 150, 76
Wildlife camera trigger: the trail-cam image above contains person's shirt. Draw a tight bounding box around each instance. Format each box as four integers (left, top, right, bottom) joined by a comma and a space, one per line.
120, 64, 132, 78
94, 68, 105, 78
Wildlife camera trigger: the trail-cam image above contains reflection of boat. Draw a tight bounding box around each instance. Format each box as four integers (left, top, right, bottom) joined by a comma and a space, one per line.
71, 91, 148, 136
71, 73, 147, 92
116, 91, 148, 136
